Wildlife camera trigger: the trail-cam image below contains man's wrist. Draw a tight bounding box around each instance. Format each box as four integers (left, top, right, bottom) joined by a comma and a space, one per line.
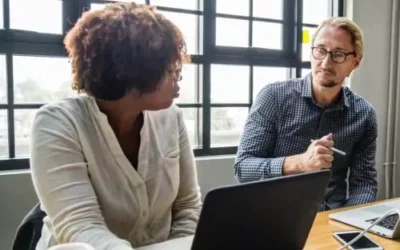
283, 154, 304, 175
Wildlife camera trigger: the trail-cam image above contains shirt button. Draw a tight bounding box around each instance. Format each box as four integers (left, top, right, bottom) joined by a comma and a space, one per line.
142, 211, 147, 217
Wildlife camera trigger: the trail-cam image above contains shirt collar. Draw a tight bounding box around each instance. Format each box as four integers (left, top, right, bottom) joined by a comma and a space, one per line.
301, 73, 350, 108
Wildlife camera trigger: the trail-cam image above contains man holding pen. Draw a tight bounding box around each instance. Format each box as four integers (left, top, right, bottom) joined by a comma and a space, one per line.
234, 17, 378, 211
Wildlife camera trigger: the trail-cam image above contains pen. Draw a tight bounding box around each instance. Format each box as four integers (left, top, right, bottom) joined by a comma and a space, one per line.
310, 139, 347, 156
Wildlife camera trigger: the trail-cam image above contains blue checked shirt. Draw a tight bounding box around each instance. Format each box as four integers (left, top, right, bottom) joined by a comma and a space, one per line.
234, 73, 378, 211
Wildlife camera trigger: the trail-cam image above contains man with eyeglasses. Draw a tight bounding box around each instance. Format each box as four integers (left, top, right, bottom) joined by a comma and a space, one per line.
234, 17, 377, 211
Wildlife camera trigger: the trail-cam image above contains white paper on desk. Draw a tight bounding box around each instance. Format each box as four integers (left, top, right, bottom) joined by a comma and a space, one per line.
136, 236, 194, 250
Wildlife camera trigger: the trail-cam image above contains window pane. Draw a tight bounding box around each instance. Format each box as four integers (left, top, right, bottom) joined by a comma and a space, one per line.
302, 68, 311, 77
91, 0, 146, 11
15, 109, 37, 157
303, 0, 330, 25
0, 110, 8, 158
217, 0, 249, 16
253, 22, 282, 50
13, 56, 75, 103
253, 0, 283, 19
211, 107, 248, 147
10, 0, 62, 34
88, 7, 200, 55
115, 0, 145, 2
151, 0, 198, 10
0, 0, 3, 28
0, 55, 6, 103
159, 11, 200, 55
216, 18, 248, 47
175, 64, 201, 104
91, 3, 106, 10
211, 64, 249, 103
180, 108, 202, 149
253, 67, 288, 100
302, 27, 316, 61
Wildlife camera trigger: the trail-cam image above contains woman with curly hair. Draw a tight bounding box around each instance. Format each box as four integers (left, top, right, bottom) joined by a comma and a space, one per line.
30, 2, 201, 249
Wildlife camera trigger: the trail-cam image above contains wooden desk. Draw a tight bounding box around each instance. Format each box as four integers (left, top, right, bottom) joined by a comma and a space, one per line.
305, 198, 400, 249
138, 199, 400, 250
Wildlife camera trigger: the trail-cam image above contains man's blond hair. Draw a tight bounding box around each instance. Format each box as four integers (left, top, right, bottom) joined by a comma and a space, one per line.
311, 17, 364, 59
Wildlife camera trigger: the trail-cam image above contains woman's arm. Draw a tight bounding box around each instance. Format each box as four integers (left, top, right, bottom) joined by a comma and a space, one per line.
30, 106, 133, 250
168, 108, 202, 239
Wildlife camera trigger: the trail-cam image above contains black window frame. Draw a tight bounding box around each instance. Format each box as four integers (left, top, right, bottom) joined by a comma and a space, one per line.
0, 0, 344, 170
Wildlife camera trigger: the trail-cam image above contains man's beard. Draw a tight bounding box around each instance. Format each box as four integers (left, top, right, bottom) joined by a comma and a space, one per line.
320, 81, 337, 88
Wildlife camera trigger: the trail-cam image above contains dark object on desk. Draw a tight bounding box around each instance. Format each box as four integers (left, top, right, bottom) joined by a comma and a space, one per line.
12, 202, 46, 250
366, 213, 399, 231
191, 170, 332, 250
329, 199, 400, 239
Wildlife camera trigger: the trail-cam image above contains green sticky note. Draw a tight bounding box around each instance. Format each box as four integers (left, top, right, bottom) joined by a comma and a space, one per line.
302, 30, 310, 44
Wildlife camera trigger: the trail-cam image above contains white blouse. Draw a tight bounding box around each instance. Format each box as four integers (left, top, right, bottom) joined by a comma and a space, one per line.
30, 96, 202, 250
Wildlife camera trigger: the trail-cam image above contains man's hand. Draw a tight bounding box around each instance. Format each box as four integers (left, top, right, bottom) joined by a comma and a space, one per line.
300, 133, 334, 171
283, 133, 334, 175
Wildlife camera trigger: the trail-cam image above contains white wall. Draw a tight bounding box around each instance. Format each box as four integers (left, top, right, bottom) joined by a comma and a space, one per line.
0, 156, 236, 250
0, 170, 38, 250
345, 0, 394, 199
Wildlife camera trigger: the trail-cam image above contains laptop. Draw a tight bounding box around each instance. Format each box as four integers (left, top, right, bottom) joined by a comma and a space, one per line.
189, 169, 332, 250
329, 199, 400, 239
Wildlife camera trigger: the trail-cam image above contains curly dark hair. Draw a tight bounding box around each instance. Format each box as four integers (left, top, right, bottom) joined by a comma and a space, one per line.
64, 2, 189, 100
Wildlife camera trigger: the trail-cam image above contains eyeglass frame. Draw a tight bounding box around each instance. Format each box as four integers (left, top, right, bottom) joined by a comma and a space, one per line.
311, 46, 356, 64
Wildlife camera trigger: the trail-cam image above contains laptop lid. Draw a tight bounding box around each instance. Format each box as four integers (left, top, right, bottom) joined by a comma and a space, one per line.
191, 169, 331, 250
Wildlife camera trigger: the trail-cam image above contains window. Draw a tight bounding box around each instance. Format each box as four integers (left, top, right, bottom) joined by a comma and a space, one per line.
211, 107, 248, 147
302, 68, 312, 77
253, 21, 282, 50
253, 0, 283, 20
151, 0, 199, 10
302, 27, 317, 62
10, 0, 63, 34
153, 1, 203, 149
216, 0, 249, 16
0, 0, 3, 29
158, 11, 201, 55
0, 0, 343, 170
14, 109, 37, 157
13, 56, 74, 103
216, 0, 284, 50
181, 108, 202, 149
0, 55, 6, 103
301, 0, 331, 62
175, 64, 201, 104
0, 110, 7, 159
90, 3, 106, 11
211, 64, 249, 103
175, 64, 202, 149
253, 67, 288, 100
0, 55, 7, 159
216, 18, 248, 48
91, 0, 146, 11
303, 0, 331, 25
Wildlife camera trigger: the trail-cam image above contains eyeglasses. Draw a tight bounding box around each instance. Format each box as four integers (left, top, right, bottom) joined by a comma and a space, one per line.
311, 47, 356, 64
167, 68, 182, 81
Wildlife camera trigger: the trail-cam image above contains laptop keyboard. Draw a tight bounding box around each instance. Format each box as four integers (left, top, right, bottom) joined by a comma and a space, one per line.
365, 213, 399, 230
